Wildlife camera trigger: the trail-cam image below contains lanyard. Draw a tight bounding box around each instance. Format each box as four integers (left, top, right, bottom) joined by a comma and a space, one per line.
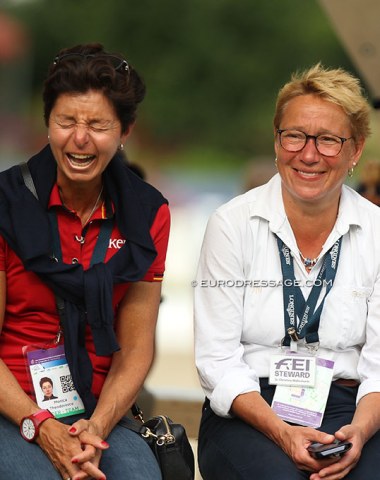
48, 210, 114, 266
276, 235, 342, 348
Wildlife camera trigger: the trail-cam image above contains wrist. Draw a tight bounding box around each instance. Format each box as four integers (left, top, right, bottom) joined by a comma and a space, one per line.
20, 409, 55, 442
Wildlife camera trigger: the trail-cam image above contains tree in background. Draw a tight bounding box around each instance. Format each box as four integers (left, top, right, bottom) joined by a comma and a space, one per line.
3, 0, 358, 168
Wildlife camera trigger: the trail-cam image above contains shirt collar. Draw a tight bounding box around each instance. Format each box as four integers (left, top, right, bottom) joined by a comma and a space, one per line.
48, 183, 114, 220
248, 173, 363, 237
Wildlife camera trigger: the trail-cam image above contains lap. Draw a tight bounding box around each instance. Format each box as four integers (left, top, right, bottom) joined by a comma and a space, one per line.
0, 414, 161, 480
198, 381, 380, 480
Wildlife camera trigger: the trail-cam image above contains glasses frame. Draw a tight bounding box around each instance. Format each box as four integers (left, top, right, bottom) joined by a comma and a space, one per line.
277, 129, 352, 157
53, 52, 130, 73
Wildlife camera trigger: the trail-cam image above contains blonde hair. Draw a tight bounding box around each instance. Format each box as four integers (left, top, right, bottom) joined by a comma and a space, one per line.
273, 63, 371, 142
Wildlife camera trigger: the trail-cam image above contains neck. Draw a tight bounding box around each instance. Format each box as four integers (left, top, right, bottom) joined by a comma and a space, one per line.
58, 182, 104, 226
282, 192, 340, 260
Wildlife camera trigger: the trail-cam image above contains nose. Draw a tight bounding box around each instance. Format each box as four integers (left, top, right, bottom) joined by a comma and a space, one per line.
73, 123, 90, 146
301, 136, 319, 163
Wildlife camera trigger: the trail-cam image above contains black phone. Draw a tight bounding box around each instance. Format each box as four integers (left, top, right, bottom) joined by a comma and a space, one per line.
307, 440, 353, 459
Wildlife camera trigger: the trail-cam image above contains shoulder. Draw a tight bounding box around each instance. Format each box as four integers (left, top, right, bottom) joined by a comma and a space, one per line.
342, 184, 380, 218
108, 154, 168, 208
125, 166, 168, 207
212, 174, 280, 223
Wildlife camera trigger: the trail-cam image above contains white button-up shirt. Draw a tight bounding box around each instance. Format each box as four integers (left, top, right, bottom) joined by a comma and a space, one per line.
194, 174, 380, 417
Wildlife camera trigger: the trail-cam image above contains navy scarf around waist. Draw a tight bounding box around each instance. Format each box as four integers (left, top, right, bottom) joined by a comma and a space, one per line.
0, 145, 167, 414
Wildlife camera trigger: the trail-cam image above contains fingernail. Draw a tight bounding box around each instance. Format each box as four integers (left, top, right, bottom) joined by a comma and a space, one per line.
101, 441, 109, 447
72, 458, 78, 464
69, 427, 77, 433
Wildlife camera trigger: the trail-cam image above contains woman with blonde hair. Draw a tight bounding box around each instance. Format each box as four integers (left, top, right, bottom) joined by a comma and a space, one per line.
195, 63, 380, 479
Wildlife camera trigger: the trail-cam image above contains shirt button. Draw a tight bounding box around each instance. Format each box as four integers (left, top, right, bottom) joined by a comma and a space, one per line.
71, 258, 79, 264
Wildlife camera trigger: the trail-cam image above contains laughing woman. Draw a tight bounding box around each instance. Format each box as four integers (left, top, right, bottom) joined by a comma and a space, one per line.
0, 43, 170, 480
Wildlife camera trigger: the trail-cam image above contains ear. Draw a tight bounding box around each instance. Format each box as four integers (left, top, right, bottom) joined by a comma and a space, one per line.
274, 128, 280, 157
350, 138, 365, 168
121, 122, 135, 144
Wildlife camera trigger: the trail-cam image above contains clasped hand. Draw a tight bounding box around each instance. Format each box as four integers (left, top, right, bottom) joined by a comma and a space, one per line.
37, 417, 109, 480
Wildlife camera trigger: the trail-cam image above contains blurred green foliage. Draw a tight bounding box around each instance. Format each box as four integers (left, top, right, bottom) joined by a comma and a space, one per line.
5, 0, 358, 167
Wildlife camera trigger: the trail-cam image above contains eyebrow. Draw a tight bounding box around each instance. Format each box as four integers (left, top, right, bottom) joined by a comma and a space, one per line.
54, 115, 115, 125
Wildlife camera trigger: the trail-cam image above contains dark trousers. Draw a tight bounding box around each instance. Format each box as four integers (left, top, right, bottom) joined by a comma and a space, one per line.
198, 380, 380, 479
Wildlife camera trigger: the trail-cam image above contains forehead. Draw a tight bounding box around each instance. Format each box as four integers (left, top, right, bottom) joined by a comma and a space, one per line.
281, 94, 350, 131
51, 90, 117, 120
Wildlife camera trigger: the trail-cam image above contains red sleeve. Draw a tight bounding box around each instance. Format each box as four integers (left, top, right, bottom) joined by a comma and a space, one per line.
142, 203, 171, 282
0, 235, 6, 271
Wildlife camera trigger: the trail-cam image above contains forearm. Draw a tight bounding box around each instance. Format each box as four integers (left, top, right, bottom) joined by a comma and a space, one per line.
0, 358, 40, 424
351, 392, 380, 443
231, 390, 291, 445
90, 345, 154, 438
89, 281, 161, 438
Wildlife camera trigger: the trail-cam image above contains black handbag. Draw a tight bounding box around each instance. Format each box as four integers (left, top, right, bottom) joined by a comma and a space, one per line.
121, 404, 195, 480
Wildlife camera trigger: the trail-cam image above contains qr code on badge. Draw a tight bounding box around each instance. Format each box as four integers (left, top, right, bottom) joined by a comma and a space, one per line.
60, 374, 75, 393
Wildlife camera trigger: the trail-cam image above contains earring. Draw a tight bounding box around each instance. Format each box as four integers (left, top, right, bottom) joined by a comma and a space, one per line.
348, 162, 357, 178
119, 143, 124, 151
274, 157, 278, 168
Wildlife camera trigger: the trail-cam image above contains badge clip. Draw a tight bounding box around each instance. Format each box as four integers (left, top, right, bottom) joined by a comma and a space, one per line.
287, 327, 299, 342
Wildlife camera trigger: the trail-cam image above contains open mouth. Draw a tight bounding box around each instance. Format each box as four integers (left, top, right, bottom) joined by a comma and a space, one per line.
67, 153, 96, 167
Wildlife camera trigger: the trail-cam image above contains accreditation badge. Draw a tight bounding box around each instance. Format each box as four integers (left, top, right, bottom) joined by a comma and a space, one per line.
269, 352, 316, 387
271, 356, 335, 428
23, 344, 85, 418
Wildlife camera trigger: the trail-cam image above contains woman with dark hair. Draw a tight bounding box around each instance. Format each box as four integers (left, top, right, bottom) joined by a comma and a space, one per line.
0, 43, 170, 480
40, 377, 58, 401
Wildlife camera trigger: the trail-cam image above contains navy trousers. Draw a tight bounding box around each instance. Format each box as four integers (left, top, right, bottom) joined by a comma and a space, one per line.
198, 380, 380, 480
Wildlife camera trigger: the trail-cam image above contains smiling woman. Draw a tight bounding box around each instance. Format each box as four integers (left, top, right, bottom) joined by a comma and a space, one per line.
194, 64, 380, 480
0, 43, 170, 480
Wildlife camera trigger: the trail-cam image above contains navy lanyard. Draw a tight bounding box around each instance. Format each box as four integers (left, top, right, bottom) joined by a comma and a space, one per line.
276, 235, 342, 347
48, 210, 114, 266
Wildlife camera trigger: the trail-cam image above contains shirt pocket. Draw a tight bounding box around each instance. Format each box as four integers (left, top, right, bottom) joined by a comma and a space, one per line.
319, 286, 371, 350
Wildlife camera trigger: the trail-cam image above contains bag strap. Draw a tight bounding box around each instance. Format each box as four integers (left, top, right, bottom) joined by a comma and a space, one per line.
19, 162, 67, 332
20, 162, 38, 199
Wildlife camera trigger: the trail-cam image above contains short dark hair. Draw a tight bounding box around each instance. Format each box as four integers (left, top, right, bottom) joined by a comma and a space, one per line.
39, 377, 53, 388
43, 43, 146, 133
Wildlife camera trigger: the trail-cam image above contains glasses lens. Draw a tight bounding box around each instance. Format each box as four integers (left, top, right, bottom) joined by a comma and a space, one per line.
280, 130, 306, 152
316, 134, 342, 156
279, 130, 343, 156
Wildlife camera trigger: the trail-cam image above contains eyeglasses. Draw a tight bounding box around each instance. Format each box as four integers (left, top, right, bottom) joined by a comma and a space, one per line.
53, 52, 130, 73
277, 129, 352, 157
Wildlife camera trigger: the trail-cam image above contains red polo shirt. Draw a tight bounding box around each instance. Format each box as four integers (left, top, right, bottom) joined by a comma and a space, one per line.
0, 183, 170, 400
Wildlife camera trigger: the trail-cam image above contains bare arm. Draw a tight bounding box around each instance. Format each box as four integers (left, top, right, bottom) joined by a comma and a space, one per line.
309, 392, 380, 480
351, 392, 380, 442
232, 391, 335, 471
0, 273, 41, 422
89, 280, 161, 438
0, 272, 108, 479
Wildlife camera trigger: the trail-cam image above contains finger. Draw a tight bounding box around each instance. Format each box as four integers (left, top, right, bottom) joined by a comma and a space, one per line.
71, 460, 106, 480
71, 444, 97, 464
68, 419, 91, 436
78, 430, 110, 450
71, 441, 109, 465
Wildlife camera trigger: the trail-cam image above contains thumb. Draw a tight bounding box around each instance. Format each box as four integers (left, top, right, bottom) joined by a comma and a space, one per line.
312, 431, 336, 445
67, 419, 88, 436
334, 426, 351, 441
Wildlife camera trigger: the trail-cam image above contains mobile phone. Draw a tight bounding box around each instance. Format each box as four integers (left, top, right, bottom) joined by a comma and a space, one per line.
307, 440, 352, 459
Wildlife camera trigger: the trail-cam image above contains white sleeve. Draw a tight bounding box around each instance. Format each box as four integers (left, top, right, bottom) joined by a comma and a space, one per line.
194, 209, 260, 418
357, 270, 380, 403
